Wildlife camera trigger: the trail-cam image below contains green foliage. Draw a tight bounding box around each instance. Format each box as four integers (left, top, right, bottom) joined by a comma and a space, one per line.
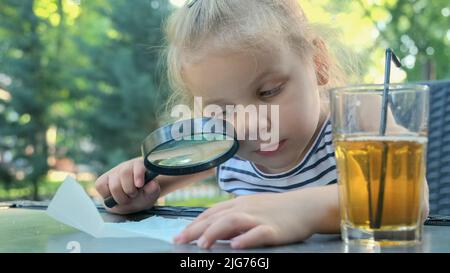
302, 0, 450, 82
376, 0, 450, 80
0, 0, 53, 199
74, 0, 172, 169
0, 0, 172, 199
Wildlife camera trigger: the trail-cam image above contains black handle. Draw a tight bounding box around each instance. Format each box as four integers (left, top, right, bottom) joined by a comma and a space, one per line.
104, 170, 158, 208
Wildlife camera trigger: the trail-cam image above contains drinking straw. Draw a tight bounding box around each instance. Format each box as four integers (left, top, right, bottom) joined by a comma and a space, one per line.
373, 48, 402, 229
379, 49, 402, 136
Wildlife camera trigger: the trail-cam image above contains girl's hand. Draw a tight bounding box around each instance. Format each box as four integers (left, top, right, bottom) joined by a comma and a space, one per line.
174, 191, 320, 249
95, 157, 161, 215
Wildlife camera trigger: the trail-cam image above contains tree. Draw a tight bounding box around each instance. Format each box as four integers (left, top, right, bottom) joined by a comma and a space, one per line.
0, 0, 61, 199
373, 0, 450, 80
0, 0, 173, 199
74, 0, 172, 170
302, 0, 450, 82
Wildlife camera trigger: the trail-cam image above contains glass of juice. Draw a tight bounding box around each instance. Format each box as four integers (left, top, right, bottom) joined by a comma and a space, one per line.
330, 84, 429, 246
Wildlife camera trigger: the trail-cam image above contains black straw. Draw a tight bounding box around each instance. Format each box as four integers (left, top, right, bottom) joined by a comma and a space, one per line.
373, 48, 402, 229
379, 49, 402, 135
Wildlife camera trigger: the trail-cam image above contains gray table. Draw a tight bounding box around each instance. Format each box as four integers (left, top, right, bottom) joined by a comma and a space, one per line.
1, 202, 449, 253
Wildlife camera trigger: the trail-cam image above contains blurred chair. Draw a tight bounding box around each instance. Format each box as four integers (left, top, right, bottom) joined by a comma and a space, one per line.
426, 80, 450, 215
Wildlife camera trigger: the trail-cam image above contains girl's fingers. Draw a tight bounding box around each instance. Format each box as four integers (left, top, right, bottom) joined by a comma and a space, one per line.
176, 200, 241, 243
175, 208, 234, 244
174, 218, 211, 244
133, 159, 146, 188
95, 174, 111, 199
109, 173, 131, 205
109, 180, 160, 214
197, 213, 258, 249
140, 180, 161, 203
120, 166, 138, 198
185, 205, 235, 231
230, 225, 278, 249
196, 200, 235, 221
174, 202, 234, 242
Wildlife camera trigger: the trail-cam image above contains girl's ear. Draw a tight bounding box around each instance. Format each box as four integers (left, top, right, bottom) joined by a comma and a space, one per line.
313, 39, 329, 86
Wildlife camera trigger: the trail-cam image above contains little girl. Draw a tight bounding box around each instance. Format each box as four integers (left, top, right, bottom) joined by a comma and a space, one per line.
95, 0, 429, 249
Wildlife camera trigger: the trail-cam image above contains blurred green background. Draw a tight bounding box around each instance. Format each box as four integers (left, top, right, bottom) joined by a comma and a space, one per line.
0, 0, 449, 206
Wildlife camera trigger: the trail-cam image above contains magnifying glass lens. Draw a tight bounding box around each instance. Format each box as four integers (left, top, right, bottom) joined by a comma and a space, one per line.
147, 133, 235, 167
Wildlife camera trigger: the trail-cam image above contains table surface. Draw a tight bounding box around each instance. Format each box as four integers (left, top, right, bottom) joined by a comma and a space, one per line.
1, 202, 449, 253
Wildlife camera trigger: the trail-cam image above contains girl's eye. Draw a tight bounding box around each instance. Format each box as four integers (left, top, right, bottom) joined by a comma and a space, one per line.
259, 84, 285, 98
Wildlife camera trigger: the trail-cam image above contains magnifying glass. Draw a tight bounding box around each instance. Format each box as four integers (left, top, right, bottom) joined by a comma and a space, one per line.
104, 117, 239, 208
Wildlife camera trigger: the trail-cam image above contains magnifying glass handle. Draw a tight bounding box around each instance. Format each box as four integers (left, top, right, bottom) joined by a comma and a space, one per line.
144, 170, 158, 183
104, 170, 159, 208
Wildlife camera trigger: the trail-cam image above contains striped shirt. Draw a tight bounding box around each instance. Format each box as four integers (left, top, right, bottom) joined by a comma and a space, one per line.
217, 119, 337, 196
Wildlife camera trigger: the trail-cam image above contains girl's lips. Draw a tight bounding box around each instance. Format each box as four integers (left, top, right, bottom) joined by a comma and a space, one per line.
255, 139, 287, 157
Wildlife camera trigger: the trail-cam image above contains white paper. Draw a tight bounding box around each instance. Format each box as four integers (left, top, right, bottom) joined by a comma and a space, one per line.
46, 176, 192, 243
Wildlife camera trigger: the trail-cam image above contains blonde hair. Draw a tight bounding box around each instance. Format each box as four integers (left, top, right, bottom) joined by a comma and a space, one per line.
163, 0, 357, 114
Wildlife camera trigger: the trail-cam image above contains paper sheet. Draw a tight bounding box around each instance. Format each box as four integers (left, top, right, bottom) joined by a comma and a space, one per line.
46, 176, 192, 243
